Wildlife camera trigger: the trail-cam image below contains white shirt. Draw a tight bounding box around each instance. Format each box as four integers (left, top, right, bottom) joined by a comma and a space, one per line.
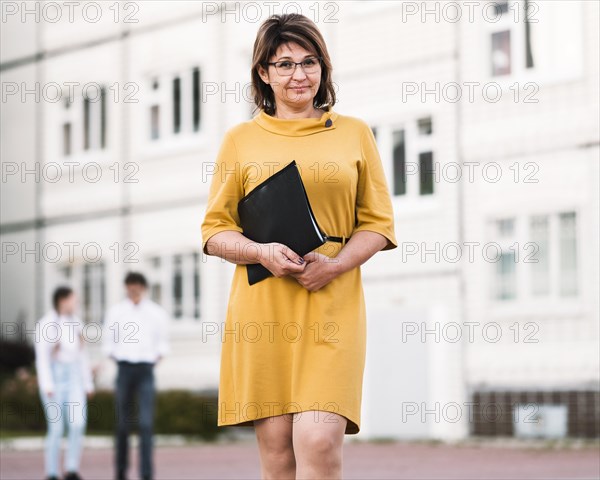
102, 297, 170, 363
34, 311, 95, 394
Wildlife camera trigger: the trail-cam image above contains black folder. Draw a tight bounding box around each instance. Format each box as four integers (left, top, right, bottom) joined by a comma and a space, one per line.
237, 160, 327, 285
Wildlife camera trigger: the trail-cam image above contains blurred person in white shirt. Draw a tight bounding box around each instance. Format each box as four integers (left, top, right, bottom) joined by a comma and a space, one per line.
35, 286, 95, 480
102, 272, 170, 480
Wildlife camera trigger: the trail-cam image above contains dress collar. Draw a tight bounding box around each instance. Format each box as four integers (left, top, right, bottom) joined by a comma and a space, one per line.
253, 105, 338, 137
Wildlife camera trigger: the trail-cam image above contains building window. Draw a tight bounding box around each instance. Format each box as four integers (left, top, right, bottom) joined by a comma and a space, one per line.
486, 1, 583, 81
148, 66, 202, 142
491, 30, 511, 76
392, 129, 406, 196
496, 250, 517, 300
419, 151, 434, 195
559, 212, 578, 296
193, 252, 200, 319
491, 212, 579, 303
61, 85, 106, 157
173, 76, 181, 134
524, 0, 534, 69
530, 215, 550, 296
192, 67, 201, 132
492, 218, 517, 301
172, 254, 183, 318
62, 123, 72, 156
150, 105, 160, 140
144, 252, 200, 320
148, 256, 162, 304
391, 115, 436, 198
82, 262, 105, 324
417, 117, 432, 136
498, 218, 515, 237
83, 95, 91, 150
493, 0, 509, 15
100, 86, 106, 149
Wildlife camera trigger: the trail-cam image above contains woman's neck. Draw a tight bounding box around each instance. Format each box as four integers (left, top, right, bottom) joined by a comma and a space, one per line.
272, 105, 327, 120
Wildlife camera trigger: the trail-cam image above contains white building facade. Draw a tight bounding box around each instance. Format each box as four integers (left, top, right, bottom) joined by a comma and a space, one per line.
1, 1, 598, 440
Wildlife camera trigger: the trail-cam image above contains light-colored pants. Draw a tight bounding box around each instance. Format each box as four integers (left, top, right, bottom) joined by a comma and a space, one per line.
40, 361, 87, 476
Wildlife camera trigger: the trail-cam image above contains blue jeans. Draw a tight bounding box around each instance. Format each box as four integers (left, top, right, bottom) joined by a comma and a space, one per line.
40, 361, 87, 476
115, 361, 155, 479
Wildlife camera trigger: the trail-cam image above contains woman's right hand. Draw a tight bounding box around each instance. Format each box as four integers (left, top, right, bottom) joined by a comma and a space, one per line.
258, 242, 306, 278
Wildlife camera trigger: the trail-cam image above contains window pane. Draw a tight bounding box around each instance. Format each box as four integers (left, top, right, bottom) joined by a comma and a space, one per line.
524, 0, 534, 68
148, 255, 162, 304
173, 76, 181, 134
559, 212, 578, 296
417, 117, 432, 135
63, 123, 71, 156
83, 95, 90, 150
172, 254, 183, 318
495, 251, 516, 300
100, 86, 106, 149
82, 262, 105, 324
193, 67, 201, 132
494, 1, 509, 15
530, 215, 549, 296
419, 151, 434, 195
150, 105, 160, 140
392, 129, 406, 196
491, 30, 511, 76
151, 284, 162, 304
497, 218, 515, 237
193, 252, 200, 319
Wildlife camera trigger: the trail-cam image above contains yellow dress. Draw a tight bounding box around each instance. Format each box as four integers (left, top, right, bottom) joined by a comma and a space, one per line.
201, 106, 398, 434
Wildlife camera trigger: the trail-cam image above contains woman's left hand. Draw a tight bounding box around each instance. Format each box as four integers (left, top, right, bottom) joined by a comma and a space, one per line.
288, 251, 341, 292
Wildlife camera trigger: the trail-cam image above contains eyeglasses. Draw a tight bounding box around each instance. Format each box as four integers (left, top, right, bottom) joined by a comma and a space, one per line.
266, 56, 322, 76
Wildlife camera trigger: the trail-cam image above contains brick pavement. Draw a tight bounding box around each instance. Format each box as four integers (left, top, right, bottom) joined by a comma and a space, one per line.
1, 439, 598, 480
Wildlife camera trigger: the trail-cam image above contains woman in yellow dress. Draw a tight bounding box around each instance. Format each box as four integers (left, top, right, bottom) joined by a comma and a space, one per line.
201, 13, 398, 480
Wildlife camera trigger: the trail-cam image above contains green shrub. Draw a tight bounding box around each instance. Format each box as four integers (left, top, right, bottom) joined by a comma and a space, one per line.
0, 368, 221, 441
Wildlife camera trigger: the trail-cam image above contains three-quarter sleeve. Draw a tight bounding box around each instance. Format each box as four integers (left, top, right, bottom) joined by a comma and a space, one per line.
201, 131, 245, 256
352, 124, 398, 251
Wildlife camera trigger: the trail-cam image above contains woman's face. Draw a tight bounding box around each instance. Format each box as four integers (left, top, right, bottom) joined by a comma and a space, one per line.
258, 42, 322, 112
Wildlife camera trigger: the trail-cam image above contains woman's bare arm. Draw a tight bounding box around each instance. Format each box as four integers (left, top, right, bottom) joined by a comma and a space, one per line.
331, 230, 389, 276
205, 230, 307, 276
205, 230, 264, 265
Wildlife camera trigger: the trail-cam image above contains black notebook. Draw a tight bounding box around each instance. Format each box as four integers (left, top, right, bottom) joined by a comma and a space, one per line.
237, 160, 327, 285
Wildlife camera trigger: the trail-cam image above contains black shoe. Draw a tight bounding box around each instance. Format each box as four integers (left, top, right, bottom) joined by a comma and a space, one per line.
141, 476, 151, 480
116, 470, 127, 480
45, 476, 60, 480
64, 472, 83, 480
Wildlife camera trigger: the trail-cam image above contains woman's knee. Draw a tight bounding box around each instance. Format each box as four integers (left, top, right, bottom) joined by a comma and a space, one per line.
299, 430, 339, 457
254, 416, 295, 460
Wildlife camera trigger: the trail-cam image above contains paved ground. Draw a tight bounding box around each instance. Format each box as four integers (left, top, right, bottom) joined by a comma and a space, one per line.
2, 439, 600, 480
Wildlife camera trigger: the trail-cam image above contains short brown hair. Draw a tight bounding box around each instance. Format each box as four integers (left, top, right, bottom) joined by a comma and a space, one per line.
251, 14, 336, 116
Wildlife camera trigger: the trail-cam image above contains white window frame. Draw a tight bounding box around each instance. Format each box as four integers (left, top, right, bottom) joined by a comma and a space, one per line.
482, 0, 584, 87
55, 84, 109, 167
373, 115, 440, 217
141, 64, 207, 159
488, 210, 583, 318
143, 251, 201, 322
